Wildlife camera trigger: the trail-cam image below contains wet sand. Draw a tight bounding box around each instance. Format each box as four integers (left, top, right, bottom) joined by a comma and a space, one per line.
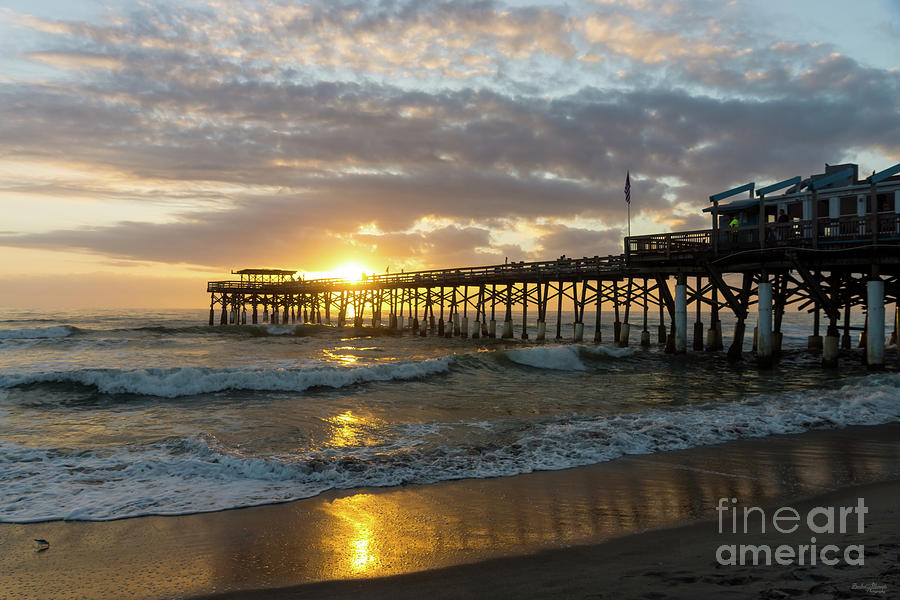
200, 480, 900, 600
2, 423, 899, 599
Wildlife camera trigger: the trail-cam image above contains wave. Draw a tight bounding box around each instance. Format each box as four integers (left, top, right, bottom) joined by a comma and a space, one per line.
3, 373, 898, 522
114, 324, 291, 337
0, 325, 80, 339
0, 358, 452, 398
504, 344, 635, 371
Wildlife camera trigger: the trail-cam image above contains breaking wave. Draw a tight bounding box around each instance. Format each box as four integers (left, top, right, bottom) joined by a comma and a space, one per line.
0, 358, 452, 398
3, 373, 898, 522
505, 344, 635, 371
0, 325, 80, 339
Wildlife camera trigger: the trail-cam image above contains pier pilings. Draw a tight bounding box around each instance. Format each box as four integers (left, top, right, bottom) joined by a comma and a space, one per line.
206, 246, 898, 371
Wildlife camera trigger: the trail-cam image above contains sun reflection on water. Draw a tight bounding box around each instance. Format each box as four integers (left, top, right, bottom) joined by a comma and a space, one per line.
325, 410, 380, 449
321, 349, 359, 366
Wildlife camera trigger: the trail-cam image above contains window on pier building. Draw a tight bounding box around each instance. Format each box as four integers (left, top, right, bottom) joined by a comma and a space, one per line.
865, 193, 895, 213
787, 203, 803, 219
839, 195, 858, 216
817, 198, 829, 218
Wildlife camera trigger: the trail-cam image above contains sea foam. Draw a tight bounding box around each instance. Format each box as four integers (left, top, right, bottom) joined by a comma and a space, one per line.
505, 344, 635, 371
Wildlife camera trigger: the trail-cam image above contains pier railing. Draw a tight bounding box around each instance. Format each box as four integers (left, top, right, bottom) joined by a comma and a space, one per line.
208, 255, 626, 293
626, 214, 900, 261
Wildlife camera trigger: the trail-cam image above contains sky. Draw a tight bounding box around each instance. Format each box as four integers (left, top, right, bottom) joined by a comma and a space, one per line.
0, 0, 899, 307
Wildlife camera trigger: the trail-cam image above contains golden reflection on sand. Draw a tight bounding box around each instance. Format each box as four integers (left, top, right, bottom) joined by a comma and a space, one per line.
321, 494, 383, 576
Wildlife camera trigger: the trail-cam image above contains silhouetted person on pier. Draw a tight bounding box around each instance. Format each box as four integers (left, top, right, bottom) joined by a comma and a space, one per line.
776, 209, 789, 242
729, 216, 739, 244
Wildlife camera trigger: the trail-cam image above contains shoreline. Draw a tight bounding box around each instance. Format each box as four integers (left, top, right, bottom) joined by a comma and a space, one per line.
2, 423, 900, 599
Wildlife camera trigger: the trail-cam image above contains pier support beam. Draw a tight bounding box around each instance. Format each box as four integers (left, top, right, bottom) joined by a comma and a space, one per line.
867, 279, 885, 370
574, 322, 584, 342
757, 281, 773, 368
554, 282, 563, 341
640, 279, 650, 347
823, 324, 840, 368
618, 322, 629, 347
693, 321, 704, 351
674, 276, 687, 354
521, 285, 529, 340
536, 320, 546, 341
894, 298, 900, 367
706, 285, 723, 352
692, 277, 704, 351
502, 284, 514, 339
809, 308, 822, 353
657, 294, 667, 345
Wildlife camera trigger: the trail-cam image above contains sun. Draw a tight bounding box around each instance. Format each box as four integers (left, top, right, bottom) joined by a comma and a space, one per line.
332, 262, 371, 282
300, 262, 373, 283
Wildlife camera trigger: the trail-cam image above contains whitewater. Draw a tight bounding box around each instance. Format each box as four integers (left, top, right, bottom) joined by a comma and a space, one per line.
1, 308, 897, 523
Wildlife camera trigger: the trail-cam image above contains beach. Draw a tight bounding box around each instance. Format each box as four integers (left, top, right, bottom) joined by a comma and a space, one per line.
3, 423, 899, 599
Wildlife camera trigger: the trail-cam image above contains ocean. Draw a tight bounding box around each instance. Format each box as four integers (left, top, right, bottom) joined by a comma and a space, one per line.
1, 308, 898, 524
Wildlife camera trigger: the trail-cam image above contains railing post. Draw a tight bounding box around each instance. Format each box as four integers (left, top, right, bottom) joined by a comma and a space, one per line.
759, 193, 766, 249
811, 189, 819, 249
871, 181, 879, 245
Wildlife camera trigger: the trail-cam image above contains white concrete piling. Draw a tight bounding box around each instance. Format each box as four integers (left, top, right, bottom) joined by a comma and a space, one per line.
573, 322, 584, 342
867, 279, 885, 369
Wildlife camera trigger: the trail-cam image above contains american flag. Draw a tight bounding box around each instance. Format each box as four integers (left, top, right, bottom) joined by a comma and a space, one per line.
624, 171, 631, 204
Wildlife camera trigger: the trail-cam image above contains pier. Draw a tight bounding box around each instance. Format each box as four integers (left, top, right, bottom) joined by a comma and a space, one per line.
207, 162, 900, 369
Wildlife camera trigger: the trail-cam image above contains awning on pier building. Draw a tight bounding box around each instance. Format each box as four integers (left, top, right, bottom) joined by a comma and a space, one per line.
232, 268, 298, 283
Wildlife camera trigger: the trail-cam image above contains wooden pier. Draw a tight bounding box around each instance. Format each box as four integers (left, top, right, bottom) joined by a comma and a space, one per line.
207, 162, 900, 369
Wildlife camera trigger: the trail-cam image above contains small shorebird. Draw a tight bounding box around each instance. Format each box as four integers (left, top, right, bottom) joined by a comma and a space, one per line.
33, 539, 50, 552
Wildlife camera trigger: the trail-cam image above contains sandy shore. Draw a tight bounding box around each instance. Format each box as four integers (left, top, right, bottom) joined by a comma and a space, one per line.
201, 481, 900, 600
2, 423, 900, 599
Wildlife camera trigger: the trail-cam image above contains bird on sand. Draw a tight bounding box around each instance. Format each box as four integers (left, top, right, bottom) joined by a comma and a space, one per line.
33, 539, 50, 552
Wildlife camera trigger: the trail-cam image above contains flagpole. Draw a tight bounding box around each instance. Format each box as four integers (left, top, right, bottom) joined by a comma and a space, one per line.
627, 201, 631, 239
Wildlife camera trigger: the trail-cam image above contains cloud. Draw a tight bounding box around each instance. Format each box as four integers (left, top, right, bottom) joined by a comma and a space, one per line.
1, 0, 898, 273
